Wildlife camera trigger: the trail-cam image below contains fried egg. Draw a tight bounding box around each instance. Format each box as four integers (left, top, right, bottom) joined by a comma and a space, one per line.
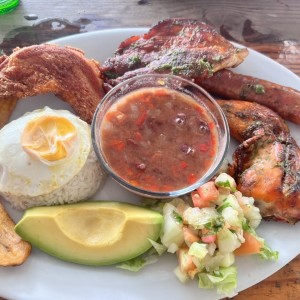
0, 107, 92, 197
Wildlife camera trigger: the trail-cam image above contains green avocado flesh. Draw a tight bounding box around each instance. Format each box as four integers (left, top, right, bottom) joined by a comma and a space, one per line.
15, 201, 163, 266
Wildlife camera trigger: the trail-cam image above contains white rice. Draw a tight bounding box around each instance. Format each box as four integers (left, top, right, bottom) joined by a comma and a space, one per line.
0, 149, 107, 210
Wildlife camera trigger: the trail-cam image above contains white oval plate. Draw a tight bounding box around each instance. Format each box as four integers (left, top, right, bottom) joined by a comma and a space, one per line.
0, 28, 299, 300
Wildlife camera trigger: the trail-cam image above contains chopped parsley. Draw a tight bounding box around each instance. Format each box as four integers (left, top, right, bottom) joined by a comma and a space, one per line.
172, 210, 183, 223
204, 215, 225, 234
254, 84, 265, 94
259, 244, 279, 261
197, 59, 214, 75
127, 55, 141, 67
103, 71, 119, 79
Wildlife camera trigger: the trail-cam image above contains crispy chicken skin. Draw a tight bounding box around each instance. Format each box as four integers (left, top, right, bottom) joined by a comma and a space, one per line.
101, 18, 248, 86
218, 100, 300, 224
0, 201, 31, 266
201, 69, 300, 125
0, 44, 105, 123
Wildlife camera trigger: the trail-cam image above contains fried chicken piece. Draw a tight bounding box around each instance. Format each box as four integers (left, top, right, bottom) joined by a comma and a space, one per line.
0, 201, 31, 266
101, 18, 248, 86
201, 69, 300, 125
218, 100, 300, 224
0, 44, 105, 123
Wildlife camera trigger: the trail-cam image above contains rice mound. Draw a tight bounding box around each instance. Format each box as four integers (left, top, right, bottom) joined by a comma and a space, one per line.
0, 149, 107, 210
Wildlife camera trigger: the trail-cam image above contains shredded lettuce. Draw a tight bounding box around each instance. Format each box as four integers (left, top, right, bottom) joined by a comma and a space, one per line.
198, 266, 237, 296
148, 238, 167, 256
242, 218, 256, 235
259, 243, 279, 261
198, 272, 214, 289
116, 256, 148, 272
116, 247, 159, 272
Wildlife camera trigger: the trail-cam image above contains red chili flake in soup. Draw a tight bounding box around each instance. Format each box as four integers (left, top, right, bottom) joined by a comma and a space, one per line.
100, 87, 218, 192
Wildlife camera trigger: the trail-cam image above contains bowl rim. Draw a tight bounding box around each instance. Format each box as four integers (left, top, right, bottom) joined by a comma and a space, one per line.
91, 74, 230, 198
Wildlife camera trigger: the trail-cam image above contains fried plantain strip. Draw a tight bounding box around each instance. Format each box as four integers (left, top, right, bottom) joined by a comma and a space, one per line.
0, 200, 31, 266
0, 99, 18, 129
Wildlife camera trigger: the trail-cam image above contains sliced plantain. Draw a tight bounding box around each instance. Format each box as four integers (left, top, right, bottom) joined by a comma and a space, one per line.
0, 200, 31, 266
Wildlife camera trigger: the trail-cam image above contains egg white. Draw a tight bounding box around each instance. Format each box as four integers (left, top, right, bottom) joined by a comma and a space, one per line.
0, 107, 91, 197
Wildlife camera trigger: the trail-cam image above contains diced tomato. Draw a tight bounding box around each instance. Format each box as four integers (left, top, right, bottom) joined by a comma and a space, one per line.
201, 234, 216, 243
195, 105, 204, 114
135, 110, 147, 126
177, 247, 197, 273
183, 227, 200, 244
180, 161, 187, 169
198, 143, 208, 152
201, 228, 216, 243
188, 173, 197, 184
196, 181, 219, 206
234, 231, 263, 256
208, 122, 215, 130
191, 181, 219, 208
191, 191, 203, 207
110, 140, 125, 151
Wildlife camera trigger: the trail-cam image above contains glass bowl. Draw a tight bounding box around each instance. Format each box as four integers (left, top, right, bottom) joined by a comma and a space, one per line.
92, 74, 229, 198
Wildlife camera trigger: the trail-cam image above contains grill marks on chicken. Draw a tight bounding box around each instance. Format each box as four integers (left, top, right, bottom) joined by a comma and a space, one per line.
218, 100, 300, 224
101, 18, 248, 86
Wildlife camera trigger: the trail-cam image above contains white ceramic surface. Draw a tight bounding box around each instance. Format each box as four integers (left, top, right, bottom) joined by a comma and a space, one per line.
0, 28, 299, 300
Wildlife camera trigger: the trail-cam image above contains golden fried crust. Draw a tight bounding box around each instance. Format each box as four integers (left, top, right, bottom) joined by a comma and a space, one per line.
0, 201, 31, 266
0, 44, 105, 123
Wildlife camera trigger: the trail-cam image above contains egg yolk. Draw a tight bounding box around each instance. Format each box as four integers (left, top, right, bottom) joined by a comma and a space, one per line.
21, 115, 78, 163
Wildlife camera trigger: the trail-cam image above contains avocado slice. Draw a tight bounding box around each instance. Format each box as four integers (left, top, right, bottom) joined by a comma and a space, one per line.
15, 201, 163, 266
